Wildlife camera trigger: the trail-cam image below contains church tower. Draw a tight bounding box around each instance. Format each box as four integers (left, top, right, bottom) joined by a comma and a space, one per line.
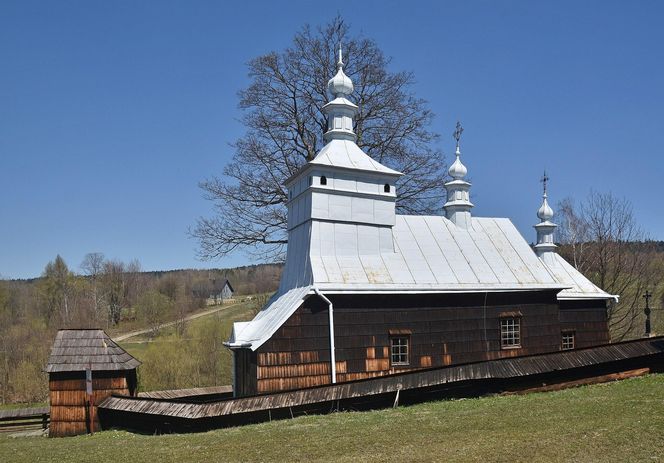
533, 172, 558, 263
443, 122, 474, 229
280, 46, 403, 290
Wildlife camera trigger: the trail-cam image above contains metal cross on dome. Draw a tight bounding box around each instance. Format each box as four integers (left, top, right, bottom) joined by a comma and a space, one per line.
453, 121, 464, 149
540, 171, 550, 195
644, 290, 653, 337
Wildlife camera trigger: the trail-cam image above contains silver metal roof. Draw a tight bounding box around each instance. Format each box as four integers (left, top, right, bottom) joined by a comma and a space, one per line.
228, 49, 613, 352
308, 216, 564, 292
309, 139, 402, 176
228, 286, 312, 350
539, 252, 615, 301
229, 214, 615, 351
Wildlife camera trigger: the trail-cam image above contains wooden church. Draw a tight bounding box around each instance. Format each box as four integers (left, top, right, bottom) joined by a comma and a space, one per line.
226, 48, 615, 397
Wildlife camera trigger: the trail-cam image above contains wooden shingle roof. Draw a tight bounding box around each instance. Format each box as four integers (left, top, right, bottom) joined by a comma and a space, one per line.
46, 329, 141, 373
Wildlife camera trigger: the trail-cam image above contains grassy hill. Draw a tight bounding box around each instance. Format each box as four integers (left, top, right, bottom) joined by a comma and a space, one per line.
119, 297, 263, 392
2, 374, 664, 462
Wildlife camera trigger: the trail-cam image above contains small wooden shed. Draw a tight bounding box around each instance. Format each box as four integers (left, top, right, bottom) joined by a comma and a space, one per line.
45, 329, 141, 437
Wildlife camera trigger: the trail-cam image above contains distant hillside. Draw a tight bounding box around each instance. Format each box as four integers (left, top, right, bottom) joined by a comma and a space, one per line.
136, 263, 283, 296
0, 261, 282, 404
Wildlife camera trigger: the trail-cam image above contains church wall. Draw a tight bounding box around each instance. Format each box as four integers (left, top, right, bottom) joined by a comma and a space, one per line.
233, 348, 258, 397
559, 299, 610, 347
248, 291, 611, 395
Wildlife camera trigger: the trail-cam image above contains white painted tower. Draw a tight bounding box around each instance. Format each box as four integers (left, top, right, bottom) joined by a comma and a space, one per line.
280, 46, 403, 291
443, 122, 474, 229
533, 172, 557, 262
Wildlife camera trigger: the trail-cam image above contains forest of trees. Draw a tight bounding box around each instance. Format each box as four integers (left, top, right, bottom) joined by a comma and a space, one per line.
0, 256, 281, 404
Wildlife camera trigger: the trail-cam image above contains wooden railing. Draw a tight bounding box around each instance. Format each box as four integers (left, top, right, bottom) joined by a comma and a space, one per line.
0, 407, 49, 433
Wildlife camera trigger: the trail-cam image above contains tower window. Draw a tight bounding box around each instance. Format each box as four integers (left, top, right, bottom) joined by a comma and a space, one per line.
320, 176, 327, 185
384, 184, 391, 193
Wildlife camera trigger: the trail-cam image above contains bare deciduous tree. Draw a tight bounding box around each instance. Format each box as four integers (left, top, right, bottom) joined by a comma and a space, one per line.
101, 260, 127, 326
80, 252, 105, 324
556, 191, 654, 340
192, 16, 446, 261
136, 290, 172, 339
39, 255, 75, 325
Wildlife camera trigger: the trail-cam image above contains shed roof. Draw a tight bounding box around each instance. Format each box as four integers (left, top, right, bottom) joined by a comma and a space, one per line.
228, 286, 312, 350
45, 329, 141, 373
101, 336, 664, 424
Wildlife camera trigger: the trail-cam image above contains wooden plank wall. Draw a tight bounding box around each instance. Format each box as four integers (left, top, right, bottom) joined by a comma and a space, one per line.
559, 299, 610, 348
49, 372, 132, 437
250, 291, 611, 395
233, 349, 258, 397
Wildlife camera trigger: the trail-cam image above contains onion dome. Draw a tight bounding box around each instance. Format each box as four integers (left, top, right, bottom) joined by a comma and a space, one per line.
322, 45, 358, 143
328, 46, 353, 97
537, 193, 554, 221
533, 171, 557, 258
448, 146, 468, 179
444, 121, 473, 229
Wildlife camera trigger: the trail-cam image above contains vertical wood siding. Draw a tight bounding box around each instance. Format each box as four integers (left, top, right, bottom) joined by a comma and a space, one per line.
48, 371, 135, 437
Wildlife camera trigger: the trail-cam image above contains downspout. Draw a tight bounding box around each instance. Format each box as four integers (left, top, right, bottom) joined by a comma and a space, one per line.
313, 287, 336, 384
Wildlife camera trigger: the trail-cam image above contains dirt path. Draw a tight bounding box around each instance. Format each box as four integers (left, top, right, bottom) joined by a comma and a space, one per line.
114, 301, 243, 342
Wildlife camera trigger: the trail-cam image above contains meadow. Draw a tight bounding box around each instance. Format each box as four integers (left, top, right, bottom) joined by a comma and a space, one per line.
1, 374, 663, 462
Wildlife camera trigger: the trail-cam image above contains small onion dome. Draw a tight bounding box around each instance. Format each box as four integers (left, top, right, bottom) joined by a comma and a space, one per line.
537, 194, 554, 221
328, 48, 353, 97
448, 146, 468, 179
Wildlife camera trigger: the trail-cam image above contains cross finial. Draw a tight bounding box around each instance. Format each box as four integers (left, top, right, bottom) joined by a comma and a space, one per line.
337, 43, 344, 70
540, 171, 549, 197
453, 121, 464, 149
643, 290, 652, 307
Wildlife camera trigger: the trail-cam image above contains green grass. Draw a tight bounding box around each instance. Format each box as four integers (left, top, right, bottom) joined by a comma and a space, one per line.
2, 374, 664, 462
120, 299, 260, 392
120, 300, 258, 363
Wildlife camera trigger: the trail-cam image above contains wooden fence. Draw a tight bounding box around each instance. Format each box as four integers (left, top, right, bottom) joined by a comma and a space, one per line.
0, 407, 49, 434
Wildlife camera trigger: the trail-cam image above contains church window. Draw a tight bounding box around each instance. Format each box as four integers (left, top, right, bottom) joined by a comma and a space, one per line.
384, 184, 391, 193
320, 176, 327, 185
500, 317, 521, 348
390, 336, 409, 366
561, 331, 575, 350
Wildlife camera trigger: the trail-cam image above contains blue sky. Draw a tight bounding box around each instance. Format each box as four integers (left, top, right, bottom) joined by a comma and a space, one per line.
1, 0, 663, 279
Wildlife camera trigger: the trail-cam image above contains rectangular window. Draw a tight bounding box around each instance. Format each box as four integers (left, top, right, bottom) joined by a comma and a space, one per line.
390, 336, 409, 366
500, 317, 521, 348
562, 332, 575, 350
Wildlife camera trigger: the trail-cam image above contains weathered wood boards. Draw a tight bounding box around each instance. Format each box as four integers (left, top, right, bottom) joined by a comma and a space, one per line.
49, 372, 133, 437
45, 329, 141, 437
99, 336, 664, 434
0, 407, 49, 434
235, 292, 610, 396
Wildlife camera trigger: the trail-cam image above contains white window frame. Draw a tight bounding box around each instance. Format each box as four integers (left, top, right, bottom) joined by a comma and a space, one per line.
500, 317, 521, 349
562, 331, 575, 350
390, 336, 409, 366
